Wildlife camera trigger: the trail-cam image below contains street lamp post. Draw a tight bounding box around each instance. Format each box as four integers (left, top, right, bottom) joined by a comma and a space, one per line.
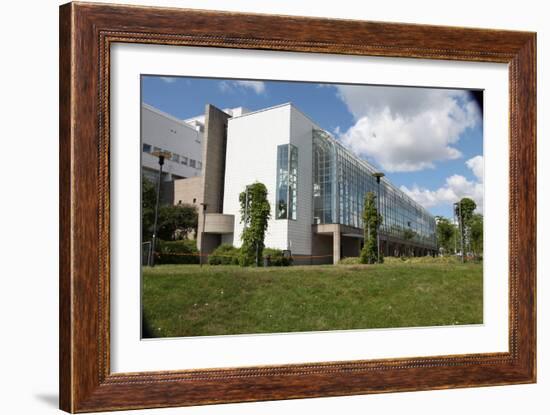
372, 172, 385, 263
199, 203, 208, 267
149, 150, 171, 267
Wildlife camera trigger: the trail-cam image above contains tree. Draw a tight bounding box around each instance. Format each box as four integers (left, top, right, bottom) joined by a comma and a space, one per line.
360, 192, 383, 264
142, 176, 157, 241
142, 175, 198, 242
402, 227, 416, 256
157, 203, 198, 241
454, 197, 477, 257
239, 182, 271, 266
435, 216, 456, 254
469, 213, 483, 257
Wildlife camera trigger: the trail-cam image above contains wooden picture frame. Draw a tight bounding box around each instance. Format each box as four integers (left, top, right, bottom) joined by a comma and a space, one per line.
59, 2, 536, 412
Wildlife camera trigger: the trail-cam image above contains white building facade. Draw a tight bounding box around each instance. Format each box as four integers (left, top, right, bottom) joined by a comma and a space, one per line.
221, 104, 314, 256
143, 102, 437, 264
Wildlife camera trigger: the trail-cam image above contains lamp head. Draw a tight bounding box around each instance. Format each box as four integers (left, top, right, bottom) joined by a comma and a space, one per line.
372, 172, 385, 183
151, 150, 172, 166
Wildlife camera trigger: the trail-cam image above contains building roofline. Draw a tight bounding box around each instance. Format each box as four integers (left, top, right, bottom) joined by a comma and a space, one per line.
227, 102, 293, 121
142, 103, 200, 134
227, 102, 324, 131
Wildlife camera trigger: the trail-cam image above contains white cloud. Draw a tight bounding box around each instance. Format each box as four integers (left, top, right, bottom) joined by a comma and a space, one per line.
400, 155, 484, 214
159, 77, 177, 84
219, 80, 266, 94
466, 155, 483, 180
335, 85, 481, 172
235, 80, 266, 94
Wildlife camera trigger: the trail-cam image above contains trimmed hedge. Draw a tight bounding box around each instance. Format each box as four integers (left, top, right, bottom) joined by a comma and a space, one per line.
156, 239, 199, 265
263, 248, 292, 266
208, 244, 240, 265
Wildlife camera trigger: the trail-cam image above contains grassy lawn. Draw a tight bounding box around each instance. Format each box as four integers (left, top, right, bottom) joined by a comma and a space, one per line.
142, 261, 483, 338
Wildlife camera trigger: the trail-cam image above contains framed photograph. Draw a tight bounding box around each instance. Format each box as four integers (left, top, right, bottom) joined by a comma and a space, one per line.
59, 2, 536, 412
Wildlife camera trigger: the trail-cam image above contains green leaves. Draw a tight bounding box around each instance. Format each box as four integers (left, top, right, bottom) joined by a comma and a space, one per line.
239, 182, 271, 266
360, 191, 383, 264
141, 176, 157, 240
454, 197, 481, 258
157, 204, 198, 241
435, 216, 456, 254
142, 176, 198, 242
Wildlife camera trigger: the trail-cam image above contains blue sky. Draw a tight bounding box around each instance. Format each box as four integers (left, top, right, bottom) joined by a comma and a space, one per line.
142, 76, 483, 218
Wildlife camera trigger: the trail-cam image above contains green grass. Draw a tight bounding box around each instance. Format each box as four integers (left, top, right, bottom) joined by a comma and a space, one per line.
142, 261, 483, 338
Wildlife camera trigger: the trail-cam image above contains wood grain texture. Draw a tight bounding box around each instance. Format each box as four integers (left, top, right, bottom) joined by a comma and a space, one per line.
59, 2, 536, 412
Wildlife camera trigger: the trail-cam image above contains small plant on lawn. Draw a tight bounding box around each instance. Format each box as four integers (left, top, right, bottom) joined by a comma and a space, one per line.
263, 248, 292, 266
360, 191, 383, 264
155, 239, 199, 265
239, 182, 271, 266
208, 244, 240, 265
339, 257, 360, 265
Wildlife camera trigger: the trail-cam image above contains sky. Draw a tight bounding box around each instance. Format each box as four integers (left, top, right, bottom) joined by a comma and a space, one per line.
142, 75, 484, 218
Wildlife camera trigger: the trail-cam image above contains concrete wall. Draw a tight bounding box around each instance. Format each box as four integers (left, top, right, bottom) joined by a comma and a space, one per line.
197, 105, 231, 254
204, 213, 234, 234
201, 105, 231, 213
173, 176, 203, 207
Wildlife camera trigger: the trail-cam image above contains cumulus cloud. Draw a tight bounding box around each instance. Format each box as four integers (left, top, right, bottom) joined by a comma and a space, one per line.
335, 85, 481, 172
219, 80, 266, 94
466, 155, 483, 180
400, 155, 484, 213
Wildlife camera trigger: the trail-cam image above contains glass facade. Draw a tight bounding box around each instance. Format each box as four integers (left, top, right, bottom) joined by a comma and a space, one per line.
276, 144, 298, 220
312, 129, 436, 248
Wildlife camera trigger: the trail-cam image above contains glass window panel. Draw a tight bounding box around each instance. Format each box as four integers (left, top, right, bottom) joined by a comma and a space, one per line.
276, 144, 298, 220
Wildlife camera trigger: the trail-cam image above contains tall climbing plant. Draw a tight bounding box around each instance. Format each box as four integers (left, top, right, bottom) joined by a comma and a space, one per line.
239, 182, 271, 266
360, 191, 383, 264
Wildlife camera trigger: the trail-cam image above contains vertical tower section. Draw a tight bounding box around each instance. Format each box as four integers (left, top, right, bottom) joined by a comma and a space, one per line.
197, 104, 231, 253
287, 106, 314, 256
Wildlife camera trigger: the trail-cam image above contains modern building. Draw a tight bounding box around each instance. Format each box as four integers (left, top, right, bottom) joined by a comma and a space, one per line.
142, 102, 437, 264
141, 103, 204, 184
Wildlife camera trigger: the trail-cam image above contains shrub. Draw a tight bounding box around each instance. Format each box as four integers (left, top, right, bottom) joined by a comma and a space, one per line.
208, 244, 240, 265
155, 239, 199, 265
263, 248, 292, 266
405, 255, 450, 264
338, 257, 360, 265
381, 256, 405, 264
382, 255, 460, 265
